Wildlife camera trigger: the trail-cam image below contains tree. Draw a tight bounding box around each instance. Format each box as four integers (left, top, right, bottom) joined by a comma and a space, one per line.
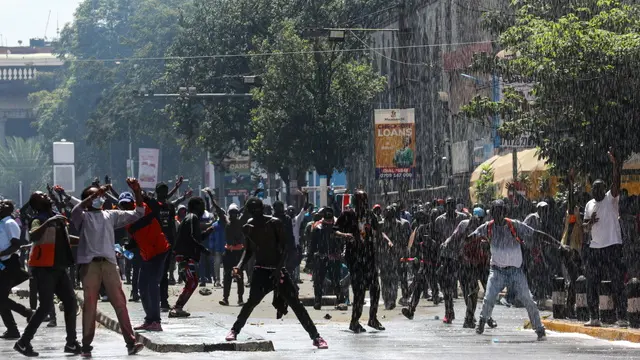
474, 164, 496, 205
466, 0, 640, 181
250, 18, 386, 201
30, 0, 202, 187
0, 137, 51, 204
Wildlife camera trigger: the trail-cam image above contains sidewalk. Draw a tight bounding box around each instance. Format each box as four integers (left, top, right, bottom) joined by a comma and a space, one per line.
541, 319, 640, 343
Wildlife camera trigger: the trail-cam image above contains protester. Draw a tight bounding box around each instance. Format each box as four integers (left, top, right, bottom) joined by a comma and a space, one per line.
14, 192, 81, 357
71, 178, 145, 356
225, 197, 328, 349
469, 200, 566, 340
120, 191, 171, 332
0, 200, 32, 340
335, 190, 386, 333
169, 197, 212, 318
583, 149, 628, 327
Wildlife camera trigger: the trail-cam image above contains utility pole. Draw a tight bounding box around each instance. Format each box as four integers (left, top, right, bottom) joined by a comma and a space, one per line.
397, 0, 411, 206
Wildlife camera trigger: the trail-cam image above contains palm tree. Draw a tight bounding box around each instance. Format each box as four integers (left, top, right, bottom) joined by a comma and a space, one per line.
0, 137, 51, 204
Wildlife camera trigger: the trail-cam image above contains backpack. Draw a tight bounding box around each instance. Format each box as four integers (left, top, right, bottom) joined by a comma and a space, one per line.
486, 218, 522, 244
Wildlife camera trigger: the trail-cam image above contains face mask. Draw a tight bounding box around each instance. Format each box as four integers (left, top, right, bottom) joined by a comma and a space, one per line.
92, 197, 106, 209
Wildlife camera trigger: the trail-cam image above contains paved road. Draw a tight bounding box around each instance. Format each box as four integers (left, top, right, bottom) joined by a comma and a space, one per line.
1, 303, 638, 360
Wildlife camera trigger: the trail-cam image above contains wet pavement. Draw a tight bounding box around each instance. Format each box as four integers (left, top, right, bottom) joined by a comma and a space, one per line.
2, 298, 639, 359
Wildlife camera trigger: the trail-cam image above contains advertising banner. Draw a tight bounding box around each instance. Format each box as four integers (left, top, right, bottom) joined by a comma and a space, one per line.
223, 152, 252, 197
374, 108, 416, 179
138, 148, 160, 189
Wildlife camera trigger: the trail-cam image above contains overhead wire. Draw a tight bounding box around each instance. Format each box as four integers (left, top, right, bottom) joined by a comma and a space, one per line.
23, 40, 495, 64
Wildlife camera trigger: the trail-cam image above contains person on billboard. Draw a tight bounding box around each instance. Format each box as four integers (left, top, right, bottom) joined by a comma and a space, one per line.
393, 135, 414, 168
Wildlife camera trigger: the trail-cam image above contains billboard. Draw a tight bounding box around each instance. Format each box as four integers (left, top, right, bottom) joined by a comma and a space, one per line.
374, 108, 416, 179
138, 148, 160, 189
223, 152, 252, 197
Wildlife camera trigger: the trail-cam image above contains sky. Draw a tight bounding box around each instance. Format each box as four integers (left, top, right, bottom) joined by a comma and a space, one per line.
0, 0, 82, 46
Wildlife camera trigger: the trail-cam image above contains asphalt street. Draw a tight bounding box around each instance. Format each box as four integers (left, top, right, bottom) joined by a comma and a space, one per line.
1, 303, 639, 360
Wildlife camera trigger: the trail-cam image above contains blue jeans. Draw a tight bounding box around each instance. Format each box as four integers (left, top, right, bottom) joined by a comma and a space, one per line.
480, 266, 543, 332
139, 251, 168, 324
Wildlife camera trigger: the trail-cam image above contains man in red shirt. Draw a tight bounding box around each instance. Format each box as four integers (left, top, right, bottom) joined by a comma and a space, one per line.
119, 192, 170, 331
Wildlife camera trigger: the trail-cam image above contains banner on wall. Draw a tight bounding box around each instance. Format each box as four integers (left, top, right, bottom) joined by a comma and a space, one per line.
374, 108, 416, 179
223, 151, 252, 197
138, 148, 160, 189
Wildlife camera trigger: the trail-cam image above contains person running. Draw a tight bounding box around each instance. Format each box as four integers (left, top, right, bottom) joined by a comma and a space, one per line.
14, 192, 81, 357
225, 197, 328, 349
169, 197, 212, 318
71, 178, 145, 357
469, 200, 566, 340
119, 192, 170, 331
0, 200, 32, 341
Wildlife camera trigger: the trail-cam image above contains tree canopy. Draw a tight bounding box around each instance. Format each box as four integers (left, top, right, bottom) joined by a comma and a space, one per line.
467, 0, 640, 180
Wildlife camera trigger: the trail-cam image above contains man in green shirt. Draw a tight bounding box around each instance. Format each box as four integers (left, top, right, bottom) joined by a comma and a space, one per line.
393, 136, 414, 168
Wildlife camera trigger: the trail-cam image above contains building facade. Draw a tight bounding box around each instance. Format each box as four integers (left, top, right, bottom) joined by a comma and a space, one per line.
348, 0, 505, 202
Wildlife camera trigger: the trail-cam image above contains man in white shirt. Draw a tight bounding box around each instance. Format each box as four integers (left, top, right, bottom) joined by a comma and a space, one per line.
0, 200, 32, 339
583, 148, 628, 327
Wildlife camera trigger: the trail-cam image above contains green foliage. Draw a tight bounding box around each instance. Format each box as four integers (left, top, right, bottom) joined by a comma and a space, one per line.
0, 137, 51, 204
473, 0, 640, 181
29, 0, 202, 184
475, 164, 497, 205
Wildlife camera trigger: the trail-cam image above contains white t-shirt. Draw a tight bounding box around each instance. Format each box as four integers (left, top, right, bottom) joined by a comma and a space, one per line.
0, 216, 21, 261
584, 190, 622, 249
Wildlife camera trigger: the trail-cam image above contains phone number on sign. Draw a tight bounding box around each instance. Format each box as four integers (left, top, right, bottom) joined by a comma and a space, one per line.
377, 173, 413, 179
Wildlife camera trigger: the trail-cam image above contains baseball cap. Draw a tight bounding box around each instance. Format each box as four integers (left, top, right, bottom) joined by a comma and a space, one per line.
537, 201, 549, 208
473, 207, 485, 217
228, 203, 240, 212
118, 192, 134, 204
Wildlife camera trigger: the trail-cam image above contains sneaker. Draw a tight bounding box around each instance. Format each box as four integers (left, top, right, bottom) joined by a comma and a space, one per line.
584, 319, 602, 327
199, 282, 206, 287
160, 304, 171, 313
476, 318, 486, 335
398, 298, 409, 307
617, 319, 630, 328
442, 316, 453, 324
313, 303, 321, 310
1, 330, 21, 340
335, 303, 348, 311
367, 319, 385, 331
169, 308, 191, 318
145, 322, 163, 332
134, 323, 150, 331
127, 342, 144, 355
14, 340, 39, 357
129, 294, 140, 302
219, 298, 229, 306
402, 308, 414, 320
47, 319, 57, 328
349, 322, 366, 333
225, 329, 237, 341
237, 297, 245, 306
536, 328, 547, 341
313, 336, 328, 349
487, 318, 498, 329
64, 340, 82, 354
214, 282, 222, 288
80, 345, 93, 358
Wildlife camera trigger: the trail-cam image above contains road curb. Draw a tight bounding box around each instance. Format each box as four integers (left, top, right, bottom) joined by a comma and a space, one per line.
539, 319, 640, 343
74, 295, 275, 352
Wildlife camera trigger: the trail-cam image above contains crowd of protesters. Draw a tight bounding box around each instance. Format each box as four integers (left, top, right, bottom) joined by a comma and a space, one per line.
1, 148, 639, 356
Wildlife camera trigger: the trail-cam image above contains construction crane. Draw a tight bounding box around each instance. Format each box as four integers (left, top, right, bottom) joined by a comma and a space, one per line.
44, 10, 51, 40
